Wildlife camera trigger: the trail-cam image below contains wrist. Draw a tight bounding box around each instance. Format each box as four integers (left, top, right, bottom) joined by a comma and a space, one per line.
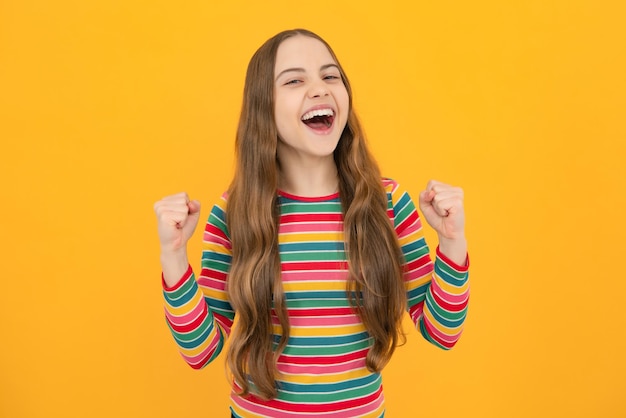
438, 236, 468, 266
160, 249, 190, 287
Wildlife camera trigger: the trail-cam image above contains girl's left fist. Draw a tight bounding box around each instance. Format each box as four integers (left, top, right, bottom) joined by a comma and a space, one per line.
418, 180, 465, 241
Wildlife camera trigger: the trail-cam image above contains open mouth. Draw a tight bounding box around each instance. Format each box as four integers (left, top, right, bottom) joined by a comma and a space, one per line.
301, 108, 335, 130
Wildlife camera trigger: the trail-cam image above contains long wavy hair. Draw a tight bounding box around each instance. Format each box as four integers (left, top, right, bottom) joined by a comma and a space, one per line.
225, 29, 407, 400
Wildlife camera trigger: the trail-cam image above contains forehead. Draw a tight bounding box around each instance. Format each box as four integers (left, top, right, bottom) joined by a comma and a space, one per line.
274, 35, 336, 71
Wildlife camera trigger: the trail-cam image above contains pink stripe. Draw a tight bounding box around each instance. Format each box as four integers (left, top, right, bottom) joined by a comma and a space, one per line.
422, 315, 461, 343
340, 391, 384, 417
405, 254, 431, 271
233, 385, 383, 414
278, 358, 366, 375
282, 261, 347, 272
165, 297, 205, 326
273, 314, 361, 327
231, 390, 384, 417
282, 270, 348, 282
280, 222, 343, 233
214, 313, 233, 334
232, 396, 292, 418
398, 218, 422, 239
181, 335, 221, 365
281, 213, 343, 222
432, 284, 470, 305
198, 276, 227, 290
410, 304, 424, 323
203, 231, 231, 249
404, 264, 433, 281
431, 278, 470, 302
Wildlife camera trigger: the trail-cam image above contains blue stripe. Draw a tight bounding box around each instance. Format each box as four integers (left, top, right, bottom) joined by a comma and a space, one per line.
424, 294, 466, 328
204, 297, 233, 312
284, 290, 352, 300
274, 331, 371, 346
419, 320, 448, 350
401, 237, 428, 254
201, 251, 232, 264
279, 241, 345, 252
407, 283, 429, 301
277, 373, 381, 393
163, 280, 198, 307
434, 262, 468, 286
394, 191, 412, 214
169, 320, 216, 349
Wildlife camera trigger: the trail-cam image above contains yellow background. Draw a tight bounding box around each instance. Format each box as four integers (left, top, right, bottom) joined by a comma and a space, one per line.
1, 0, 625, 417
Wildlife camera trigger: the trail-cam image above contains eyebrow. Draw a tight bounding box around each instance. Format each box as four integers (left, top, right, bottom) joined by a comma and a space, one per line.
275, 64, 340, 81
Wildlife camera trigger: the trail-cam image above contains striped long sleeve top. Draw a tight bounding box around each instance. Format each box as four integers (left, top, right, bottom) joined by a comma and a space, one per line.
163, 178, 470, 417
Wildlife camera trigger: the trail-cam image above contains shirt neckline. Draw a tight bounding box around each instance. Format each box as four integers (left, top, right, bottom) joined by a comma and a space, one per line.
277, 190, 340, 202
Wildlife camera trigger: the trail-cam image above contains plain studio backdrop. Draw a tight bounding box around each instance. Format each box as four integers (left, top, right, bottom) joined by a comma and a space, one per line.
1, 1, 624, 417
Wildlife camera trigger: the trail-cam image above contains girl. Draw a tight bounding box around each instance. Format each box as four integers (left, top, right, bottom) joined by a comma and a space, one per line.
154, 29, 469, 417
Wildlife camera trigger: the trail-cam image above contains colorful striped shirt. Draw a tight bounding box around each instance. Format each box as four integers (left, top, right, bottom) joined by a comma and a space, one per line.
162, 178, 470, 417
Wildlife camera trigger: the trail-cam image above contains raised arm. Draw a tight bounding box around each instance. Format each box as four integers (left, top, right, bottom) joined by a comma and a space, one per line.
155, 194, 235, 368
387, 180, 470, 349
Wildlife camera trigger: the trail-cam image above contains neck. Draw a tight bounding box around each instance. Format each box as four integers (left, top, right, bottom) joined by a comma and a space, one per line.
278, 156, 338, 197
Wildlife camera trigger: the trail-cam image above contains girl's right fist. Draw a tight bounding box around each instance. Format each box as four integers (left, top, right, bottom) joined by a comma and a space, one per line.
153, 193, 201, 253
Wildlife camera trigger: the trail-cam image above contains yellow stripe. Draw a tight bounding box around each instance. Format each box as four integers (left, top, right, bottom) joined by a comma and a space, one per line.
404, 273, 431, 292
433, 274, 470, 295
202, 242, 231, 255
166, 290, 204, 316
283, 280, 347, 292
180, 334, 217, 357
423, 308, 459, 334
398, 230, 424, 247
279, 232, 343, 243
277, 366, 372, 384
231, 402, 384, 418
272, 323, 366, 337
201, 287, 230, 302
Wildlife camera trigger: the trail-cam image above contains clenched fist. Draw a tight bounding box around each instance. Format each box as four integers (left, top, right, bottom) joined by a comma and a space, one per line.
153, 193, 201, 254
418, 180, 467, 266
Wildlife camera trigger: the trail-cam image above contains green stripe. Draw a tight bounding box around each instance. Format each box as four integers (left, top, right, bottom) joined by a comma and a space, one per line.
163, 276, 198, 305
434, 259, 468, 283
280, 201, 342, 213
394, 202, 415, 226
402, 244, 429, 263
277, 378, 380, 402
419, 320, 449, 350
280, 251, 346, 262
201, 258, 231, 273
286, 299, 352, 309
281, 339, 371, 356
168, 314, 213, 342
425, 293, 467, 322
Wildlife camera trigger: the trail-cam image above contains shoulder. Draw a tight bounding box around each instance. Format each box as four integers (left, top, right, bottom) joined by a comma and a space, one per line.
381, 177, 413, 205
381, 177, 400, 195
381, 178, 421, 232
381, 177, 419, 215
206, 192, 229, 225
381, 177, 398, 191
211, 191, 229, 211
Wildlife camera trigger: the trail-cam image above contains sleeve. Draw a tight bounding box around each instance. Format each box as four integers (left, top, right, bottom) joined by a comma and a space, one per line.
385, 179, 470, 350
162, 194, 235, 368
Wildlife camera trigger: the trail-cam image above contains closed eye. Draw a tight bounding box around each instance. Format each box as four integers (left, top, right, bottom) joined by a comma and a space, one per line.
284, 79, 302, 85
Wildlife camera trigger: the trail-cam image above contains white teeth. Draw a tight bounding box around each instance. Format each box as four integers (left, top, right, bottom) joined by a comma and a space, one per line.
301, 108, 334, 121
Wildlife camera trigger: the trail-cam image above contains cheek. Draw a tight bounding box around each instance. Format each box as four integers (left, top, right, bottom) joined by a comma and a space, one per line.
274, 106, 293, 142
336, 88, 349, 110
338, 90, 350, 123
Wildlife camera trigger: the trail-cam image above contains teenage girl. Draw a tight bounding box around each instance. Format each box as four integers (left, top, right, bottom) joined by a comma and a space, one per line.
154, 28, 469, 418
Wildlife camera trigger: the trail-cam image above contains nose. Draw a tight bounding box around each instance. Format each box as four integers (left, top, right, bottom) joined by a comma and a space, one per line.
308, 80, 329, 98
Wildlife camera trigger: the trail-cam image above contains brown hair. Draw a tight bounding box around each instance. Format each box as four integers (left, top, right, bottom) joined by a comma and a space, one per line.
225, 29, 406, 400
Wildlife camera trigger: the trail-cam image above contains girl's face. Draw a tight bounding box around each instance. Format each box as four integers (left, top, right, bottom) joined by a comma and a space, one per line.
273, 35, 349, 166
